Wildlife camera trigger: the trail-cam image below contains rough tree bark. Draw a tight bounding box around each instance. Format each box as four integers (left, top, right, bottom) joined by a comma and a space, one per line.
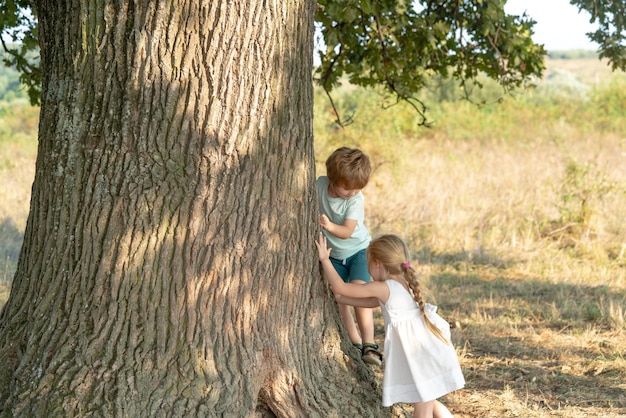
0, 1, 387, 416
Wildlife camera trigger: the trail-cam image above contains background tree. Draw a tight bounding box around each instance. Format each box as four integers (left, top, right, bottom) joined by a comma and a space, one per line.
314, 0, 625, 124
0, 0, 624, 416
0, 0, 40, 104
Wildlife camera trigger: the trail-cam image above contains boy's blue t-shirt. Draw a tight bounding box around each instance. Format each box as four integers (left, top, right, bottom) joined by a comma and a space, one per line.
317, 176, 371, 260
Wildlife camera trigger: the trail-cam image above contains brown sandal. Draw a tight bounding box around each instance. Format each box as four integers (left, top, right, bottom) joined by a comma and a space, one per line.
361, 343, 383, 366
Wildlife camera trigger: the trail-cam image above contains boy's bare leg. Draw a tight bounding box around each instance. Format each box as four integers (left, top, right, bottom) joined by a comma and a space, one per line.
338, 303, 361, 344
354, 306, 374, 344
351, 279, 375, 344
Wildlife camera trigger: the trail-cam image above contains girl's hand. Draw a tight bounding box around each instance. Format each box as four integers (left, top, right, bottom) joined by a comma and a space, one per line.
315, 233, 332, 262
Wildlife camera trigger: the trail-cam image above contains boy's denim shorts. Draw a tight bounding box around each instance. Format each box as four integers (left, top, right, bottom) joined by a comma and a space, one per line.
330, 249, 371, 283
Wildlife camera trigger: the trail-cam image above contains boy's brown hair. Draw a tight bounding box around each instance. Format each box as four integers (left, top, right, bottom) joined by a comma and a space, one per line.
325, 147, 371, 190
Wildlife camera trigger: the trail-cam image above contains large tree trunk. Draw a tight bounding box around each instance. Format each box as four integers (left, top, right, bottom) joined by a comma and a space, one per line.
0, 1, 385, 416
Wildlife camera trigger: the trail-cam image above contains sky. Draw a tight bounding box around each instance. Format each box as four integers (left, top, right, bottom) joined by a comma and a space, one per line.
504, 0, 599, 51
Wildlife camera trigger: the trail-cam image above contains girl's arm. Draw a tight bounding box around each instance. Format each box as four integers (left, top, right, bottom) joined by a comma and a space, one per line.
315, 234, 388, 301
335, 294, 379, 308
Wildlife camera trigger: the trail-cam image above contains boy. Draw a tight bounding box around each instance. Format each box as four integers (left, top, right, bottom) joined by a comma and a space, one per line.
317, 147, 382, 366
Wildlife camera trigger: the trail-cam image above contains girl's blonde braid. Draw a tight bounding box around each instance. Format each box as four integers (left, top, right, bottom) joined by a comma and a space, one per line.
403, 265, 449, 344
367, 234, 449, 344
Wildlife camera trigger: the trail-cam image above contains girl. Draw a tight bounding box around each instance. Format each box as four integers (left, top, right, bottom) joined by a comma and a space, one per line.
315, 233, 465, 418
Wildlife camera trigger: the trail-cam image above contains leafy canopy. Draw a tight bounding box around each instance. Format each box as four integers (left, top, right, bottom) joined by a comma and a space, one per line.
315, 0, 626, 124
316, 0, 545, 122
0, 0, 39, 105
2, 0, 625, 120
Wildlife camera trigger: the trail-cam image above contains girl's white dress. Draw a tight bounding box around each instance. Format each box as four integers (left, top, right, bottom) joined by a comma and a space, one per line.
380, 279, 465, 406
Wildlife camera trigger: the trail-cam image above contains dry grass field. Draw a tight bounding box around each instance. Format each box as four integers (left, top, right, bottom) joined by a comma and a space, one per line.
359, 132, 626, 417
0, 101, 38, 303
1, 57, 625, 416
314, 57, 626, 417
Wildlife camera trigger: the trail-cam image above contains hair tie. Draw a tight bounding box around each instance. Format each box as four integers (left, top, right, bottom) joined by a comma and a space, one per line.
401, 262, 411, 269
